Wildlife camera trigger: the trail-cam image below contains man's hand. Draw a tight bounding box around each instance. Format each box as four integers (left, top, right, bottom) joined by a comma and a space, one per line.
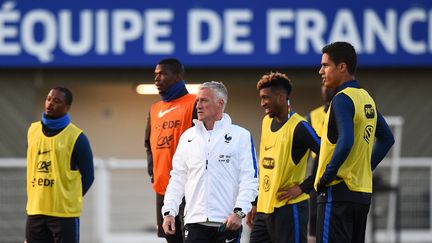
246, 206, 257, 229
225, 213, 242, 231
162, 215, 176, 235
316, 177, 329, 195
147, 156, 154, 183
277, 185, 302, 202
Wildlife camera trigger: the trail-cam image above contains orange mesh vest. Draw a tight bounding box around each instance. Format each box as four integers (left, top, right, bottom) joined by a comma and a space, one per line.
150, 94, 195, 195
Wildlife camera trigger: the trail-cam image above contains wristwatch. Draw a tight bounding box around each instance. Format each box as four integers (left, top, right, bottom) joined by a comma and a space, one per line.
233, 208, 246, 219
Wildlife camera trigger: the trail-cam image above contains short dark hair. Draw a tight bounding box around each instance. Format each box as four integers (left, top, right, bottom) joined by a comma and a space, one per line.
257, 72, 292, 98
52, 87, 73, 106
158, 58, 184, 75
322, 42, 357, 75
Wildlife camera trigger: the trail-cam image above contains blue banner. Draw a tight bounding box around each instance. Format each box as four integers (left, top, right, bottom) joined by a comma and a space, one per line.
0, 0, 431, 67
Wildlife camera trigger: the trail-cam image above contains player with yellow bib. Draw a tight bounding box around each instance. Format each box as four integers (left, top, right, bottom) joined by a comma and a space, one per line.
26, 87, 94, 243
248, 72, 321, 243
314, 42, 394, 243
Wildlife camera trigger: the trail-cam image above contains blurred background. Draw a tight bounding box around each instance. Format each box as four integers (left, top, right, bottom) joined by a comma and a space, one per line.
1, 1, 431, 242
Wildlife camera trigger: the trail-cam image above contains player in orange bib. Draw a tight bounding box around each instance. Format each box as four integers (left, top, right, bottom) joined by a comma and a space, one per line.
144, 58, 196, 243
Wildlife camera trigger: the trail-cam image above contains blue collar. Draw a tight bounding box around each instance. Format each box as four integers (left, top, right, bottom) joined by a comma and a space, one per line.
160, 80, 188, 102
336, 80, 360, 93
41, 113, 71, 130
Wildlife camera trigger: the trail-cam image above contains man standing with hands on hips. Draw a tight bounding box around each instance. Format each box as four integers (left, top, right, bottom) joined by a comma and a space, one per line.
162, 81, 258, 243
248, 72, 321, 243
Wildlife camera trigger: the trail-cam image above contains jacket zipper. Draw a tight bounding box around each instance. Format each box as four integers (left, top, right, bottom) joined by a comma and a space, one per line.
205, 135, 210, 220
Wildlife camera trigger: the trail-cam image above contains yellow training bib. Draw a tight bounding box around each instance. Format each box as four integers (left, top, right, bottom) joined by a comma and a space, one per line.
26, 122, 83, 217
257, 113, 310, 214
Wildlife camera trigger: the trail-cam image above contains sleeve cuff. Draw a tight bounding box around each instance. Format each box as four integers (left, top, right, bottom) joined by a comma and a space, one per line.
251, 196, 258, 206
161, 208, 176, 217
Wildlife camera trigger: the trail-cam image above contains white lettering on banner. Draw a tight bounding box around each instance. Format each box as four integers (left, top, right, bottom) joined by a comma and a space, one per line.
96, 10, 109, 55
296, 9, 326, 54
188, 9, 221, 54
224, 9, 253, 54
429, 10, 432, 53
112, 10, 142, 55
0, 1, 20, 55
1, 2, 432, 64
364, 9, 397, 54
328, 9, 363, 53
267, 9, 294, 54
21, 9, 56, 62
59, 10, 92, 56
400, 8, 427, 54
145, 9, 174, 54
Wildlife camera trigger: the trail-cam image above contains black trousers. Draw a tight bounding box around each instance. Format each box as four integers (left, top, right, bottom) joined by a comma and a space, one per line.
184, 223, 242, 243
157, 193, 185, 243
316, 200, 369, 243
250, 200, 309, 243
309, 191, 318, 237
26, 215, 79, 243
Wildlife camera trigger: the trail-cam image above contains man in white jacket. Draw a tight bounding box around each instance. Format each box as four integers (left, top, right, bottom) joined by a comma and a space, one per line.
162, 81, 258, 243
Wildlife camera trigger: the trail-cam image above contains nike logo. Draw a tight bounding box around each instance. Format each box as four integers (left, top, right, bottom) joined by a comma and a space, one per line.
158, 106, 179, 118
264, 145, 274, 151
225, 238, 237, 243
187, 138, 194, 142
38, 150, 51, 155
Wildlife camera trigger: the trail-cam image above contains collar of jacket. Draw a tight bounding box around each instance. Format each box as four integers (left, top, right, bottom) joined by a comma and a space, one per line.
193, 113, 232, 132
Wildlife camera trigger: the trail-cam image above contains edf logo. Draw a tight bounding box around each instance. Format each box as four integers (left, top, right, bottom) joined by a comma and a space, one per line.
32, 178, 55, 187
162, 120, 181, 129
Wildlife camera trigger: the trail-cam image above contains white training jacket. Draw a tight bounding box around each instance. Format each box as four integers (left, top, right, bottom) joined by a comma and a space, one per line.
162, 114, 258, 225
